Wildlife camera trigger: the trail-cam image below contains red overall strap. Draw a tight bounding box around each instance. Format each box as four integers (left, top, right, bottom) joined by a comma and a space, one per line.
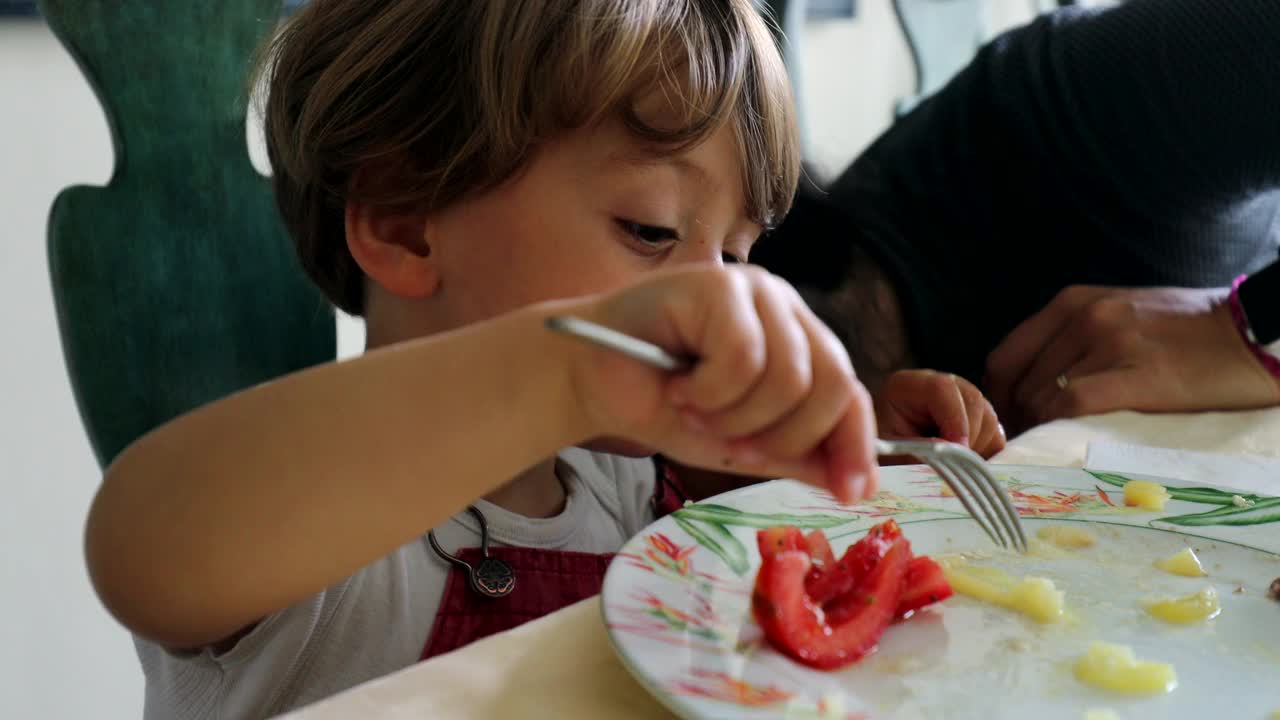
420, 460, 689, 661
651, 457, 689, 518
420, 547, 614, 660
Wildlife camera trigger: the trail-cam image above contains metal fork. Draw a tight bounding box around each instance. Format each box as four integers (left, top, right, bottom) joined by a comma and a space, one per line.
546, 315, 1028, 552
874, 438, 1026, 551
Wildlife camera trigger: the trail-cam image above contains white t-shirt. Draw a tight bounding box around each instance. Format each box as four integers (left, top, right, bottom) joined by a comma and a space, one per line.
134, 449, 657, 719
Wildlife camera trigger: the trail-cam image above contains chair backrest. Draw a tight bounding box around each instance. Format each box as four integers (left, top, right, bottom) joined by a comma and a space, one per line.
40, 0, 335, 468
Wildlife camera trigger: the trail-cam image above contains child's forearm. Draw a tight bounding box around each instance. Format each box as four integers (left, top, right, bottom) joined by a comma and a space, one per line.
86, 301, 593, 649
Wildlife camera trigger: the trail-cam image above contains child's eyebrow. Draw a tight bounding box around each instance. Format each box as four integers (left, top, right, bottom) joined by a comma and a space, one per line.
604, 148, 759, 229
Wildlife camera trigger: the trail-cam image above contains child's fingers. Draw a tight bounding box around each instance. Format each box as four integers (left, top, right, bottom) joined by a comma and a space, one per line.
968, 398, 1000, 457
665, 270, 765, 413
735, 310, 877, 503
981, 418, 1008, 457
959, 380, 987, 443
925, 373, 971, 446
742, 403, 876, 504
958, 379, 1005, 457
728, 309, 852, 461
698, 276, 812, 438
821, 394, 880, 502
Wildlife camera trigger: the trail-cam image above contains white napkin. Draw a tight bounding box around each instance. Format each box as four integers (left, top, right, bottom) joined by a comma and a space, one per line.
1084, 440, 1280, 497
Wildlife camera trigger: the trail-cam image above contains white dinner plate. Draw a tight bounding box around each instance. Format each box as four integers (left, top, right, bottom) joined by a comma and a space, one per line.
602, 465, 1280, 719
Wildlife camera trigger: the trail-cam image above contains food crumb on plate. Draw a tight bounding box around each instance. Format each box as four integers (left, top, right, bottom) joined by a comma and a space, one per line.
1004, 637, 1032, 653
803, 692, 844, 718
876, 655, 927, 674
1269, 578, 1280, 602
1036, 525, 1097, 550
1230, 494, 1255, 508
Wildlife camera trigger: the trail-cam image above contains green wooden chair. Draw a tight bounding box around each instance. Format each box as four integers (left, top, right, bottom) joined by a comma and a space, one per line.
40, 0, 335, 468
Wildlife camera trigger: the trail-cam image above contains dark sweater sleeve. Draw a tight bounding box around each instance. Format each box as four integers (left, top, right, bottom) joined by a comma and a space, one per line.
771, 0, 1280, 382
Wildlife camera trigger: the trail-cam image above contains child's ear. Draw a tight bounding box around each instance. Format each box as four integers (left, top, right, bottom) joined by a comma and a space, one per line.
345, 200, 439, 301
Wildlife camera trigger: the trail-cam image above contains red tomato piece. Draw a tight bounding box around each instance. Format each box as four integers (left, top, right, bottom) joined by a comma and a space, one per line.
803, 529, 836, 586
752, 536, 911, 670
895, 556, 953, 618
757, 526, 808, 561
826, 555, 952, 625
805, 529, 836, 571
805, 519, 903, 605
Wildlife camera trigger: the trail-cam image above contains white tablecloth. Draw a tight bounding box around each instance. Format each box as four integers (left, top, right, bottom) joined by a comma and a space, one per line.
282, 408, 1280, 719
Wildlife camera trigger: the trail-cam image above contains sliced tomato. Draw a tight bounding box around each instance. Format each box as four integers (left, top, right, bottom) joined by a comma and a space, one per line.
896, 556, 953, 618
805, 519, 903, 604
803, 529, 836, 586
827, 555, 952, 624
757, 526, 808, 561
805, 529, 836, 571
752, 536, 911, 670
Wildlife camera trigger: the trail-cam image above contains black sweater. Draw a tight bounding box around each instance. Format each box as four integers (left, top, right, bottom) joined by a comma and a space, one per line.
758, 0, 1280, 383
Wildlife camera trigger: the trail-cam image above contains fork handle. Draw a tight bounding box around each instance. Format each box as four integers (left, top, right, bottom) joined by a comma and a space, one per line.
545, 316, 694, 372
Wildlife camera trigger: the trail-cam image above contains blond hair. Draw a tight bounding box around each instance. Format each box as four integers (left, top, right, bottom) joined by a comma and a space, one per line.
259, 0, 800, 315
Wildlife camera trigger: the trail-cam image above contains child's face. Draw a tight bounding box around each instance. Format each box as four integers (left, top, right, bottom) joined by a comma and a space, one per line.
423, 114, 763, 332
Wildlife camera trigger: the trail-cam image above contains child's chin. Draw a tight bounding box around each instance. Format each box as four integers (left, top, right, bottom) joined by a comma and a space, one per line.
580, 437, 655, 458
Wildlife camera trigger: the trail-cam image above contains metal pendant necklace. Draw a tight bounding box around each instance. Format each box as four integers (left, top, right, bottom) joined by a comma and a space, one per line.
427, 506, 516, 599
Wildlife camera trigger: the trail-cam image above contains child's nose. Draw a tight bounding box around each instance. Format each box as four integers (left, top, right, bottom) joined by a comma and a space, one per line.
673, 237, 732, 266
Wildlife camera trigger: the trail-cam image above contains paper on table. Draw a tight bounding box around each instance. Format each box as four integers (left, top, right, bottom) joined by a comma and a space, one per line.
1085, 440, 1280, 497
991, 408, 1280, 475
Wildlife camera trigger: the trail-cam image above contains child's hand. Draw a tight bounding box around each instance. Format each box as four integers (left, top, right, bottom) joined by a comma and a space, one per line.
874, 370, 1005, 459
566, 265, 879, 503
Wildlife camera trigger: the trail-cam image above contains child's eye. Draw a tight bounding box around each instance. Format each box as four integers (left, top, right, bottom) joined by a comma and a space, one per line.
616, 219, 680, 253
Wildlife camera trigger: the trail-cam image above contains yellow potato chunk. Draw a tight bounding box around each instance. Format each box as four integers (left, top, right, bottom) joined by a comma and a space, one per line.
942, 562, 1065, 623
1008, 577, 1067, 623
1026, 539, 1070, 560
1036, 525, 1097, 549
1123, 480, 1171, 510
1154, 548, 1207, 577
1074, 642, 1177, 696
942, 562, 1012, 604
1143, 587, 1221, 625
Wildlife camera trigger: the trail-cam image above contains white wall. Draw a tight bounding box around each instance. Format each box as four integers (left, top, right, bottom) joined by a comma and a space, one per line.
798, 0, 1040, 178
0, 3, 1041, 717
0, 18, 137, 719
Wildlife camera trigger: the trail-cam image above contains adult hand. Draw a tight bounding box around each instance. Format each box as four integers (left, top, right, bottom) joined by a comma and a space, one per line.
984, 285, 1280, 433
